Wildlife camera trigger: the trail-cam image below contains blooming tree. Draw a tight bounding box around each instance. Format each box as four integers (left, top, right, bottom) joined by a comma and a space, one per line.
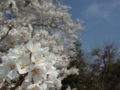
0, 0, 83, 90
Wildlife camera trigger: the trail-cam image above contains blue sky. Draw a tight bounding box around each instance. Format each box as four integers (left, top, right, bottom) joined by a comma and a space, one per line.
63, 0, 120, 51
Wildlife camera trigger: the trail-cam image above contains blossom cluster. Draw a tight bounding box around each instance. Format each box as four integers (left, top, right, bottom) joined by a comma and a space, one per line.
0, 41, 61, 90
0, 0, 84, 56
0, 0, 82, 90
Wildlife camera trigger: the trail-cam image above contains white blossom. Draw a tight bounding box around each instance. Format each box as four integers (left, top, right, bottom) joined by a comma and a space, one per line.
66, 86, 77, 90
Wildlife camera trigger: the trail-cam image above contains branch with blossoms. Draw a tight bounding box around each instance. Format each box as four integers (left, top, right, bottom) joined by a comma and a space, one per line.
0, 21, 16, 42
0, 0, 83, 90
0, 41, 61, 90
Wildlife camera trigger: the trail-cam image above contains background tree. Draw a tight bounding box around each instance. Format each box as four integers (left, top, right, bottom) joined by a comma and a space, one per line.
61, 41, 87, 90
89, 42, 120, 90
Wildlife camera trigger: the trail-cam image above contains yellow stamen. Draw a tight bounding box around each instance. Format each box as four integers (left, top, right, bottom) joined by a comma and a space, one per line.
18, 49, 21, 53
31, 88, 36, 90
32, 69, 39, 75
8, 64, 15, 69
49, 60, 52, 63
20, 63, 26, 69
35, 58, 40, 63
0, 78, 3, 83
32, 46, 36, 50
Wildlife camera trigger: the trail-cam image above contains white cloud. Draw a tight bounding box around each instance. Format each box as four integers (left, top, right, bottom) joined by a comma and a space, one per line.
83, 1, 120, 22
86, 4, 100, 14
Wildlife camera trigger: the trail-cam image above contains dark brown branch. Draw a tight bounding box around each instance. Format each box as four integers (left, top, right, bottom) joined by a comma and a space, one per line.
0, 28, 11, 42
10, 73, 28, 90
